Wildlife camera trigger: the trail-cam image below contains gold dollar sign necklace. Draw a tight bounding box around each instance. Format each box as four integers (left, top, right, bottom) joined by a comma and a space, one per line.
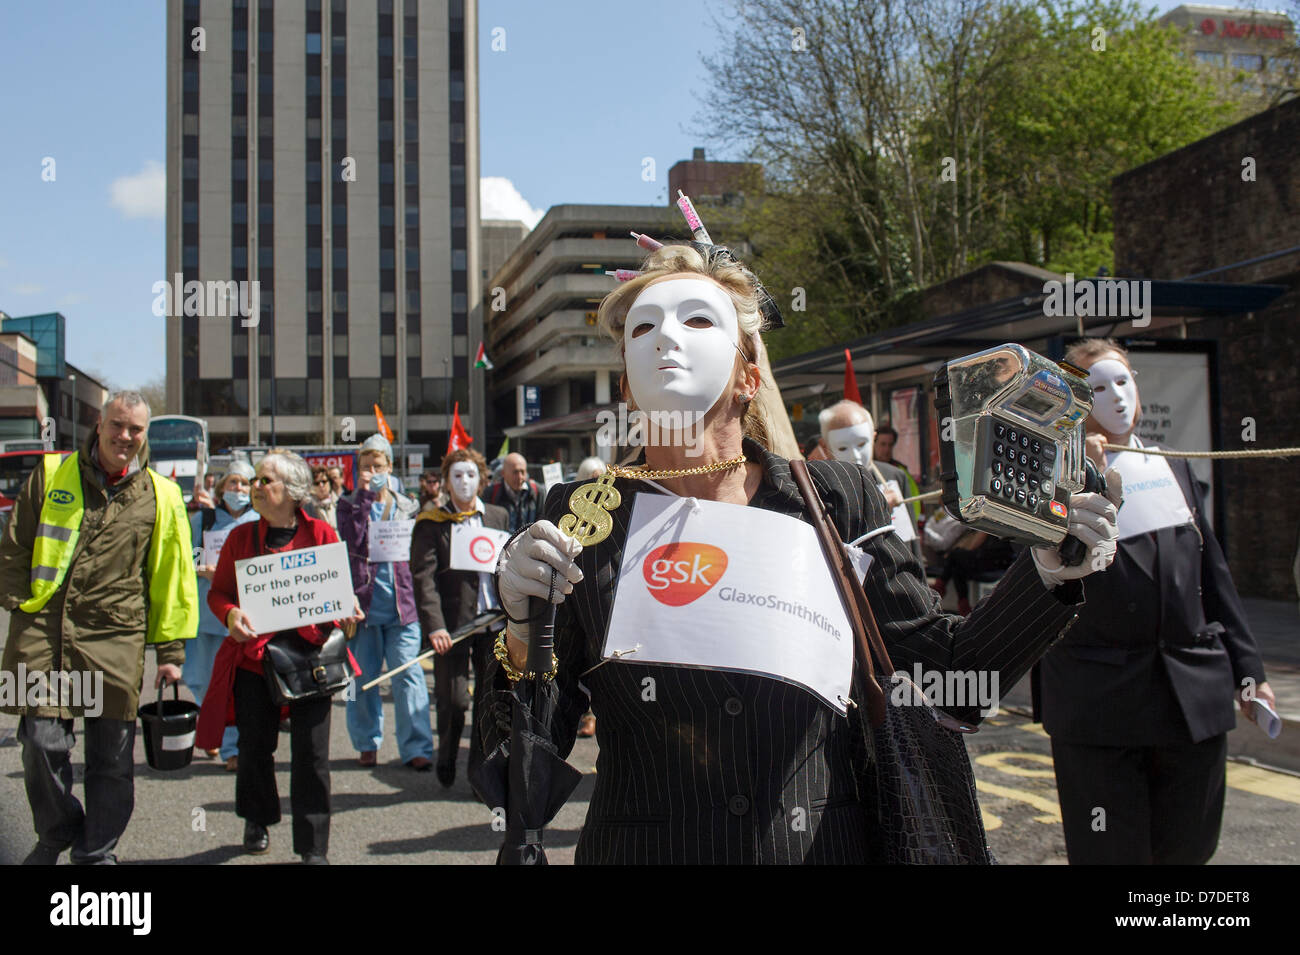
558, 470, 621, 546
555, 454, 747, 548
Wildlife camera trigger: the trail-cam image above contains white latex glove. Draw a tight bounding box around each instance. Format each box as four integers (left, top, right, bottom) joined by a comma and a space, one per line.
1031, 468, 1123, 589
497, 520, 584, 643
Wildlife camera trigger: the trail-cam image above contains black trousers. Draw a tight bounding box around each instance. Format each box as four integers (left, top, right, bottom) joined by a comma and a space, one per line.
18, 716, 135, 864
433, 632, 493, 772
233, 668, 332, 856
1051, 734, 1227, 865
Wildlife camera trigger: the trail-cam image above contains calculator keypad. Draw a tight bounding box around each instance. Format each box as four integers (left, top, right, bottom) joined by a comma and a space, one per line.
985, 418, 1055, 516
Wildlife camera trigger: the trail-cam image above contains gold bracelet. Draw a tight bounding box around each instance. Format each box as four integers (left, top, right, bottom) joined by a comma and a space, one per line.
493, 632, 558, 683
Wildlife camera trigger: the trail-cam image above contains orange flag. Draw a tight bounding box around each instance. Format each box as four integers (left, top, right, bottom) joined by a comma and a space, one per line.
373, 403, 395, 442
446, 402, 473, 455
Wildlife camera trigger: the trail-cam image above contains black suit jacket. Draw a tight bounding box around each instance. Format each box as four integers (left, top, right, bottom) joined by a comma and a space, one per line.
409, 502, 508, 655
479, 439, 1086, 864
1036, 451, 1265, 745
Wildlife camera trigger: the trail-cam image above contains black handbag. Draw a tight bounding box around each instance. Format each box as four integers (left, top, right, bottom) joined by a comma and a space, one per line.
790, 460, 993, 865
262, 627, 354, 705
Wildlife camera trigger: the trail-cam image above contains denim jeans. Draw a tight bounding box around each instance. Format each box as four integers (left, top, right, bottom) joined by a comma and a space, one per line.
182, 629, 240, 759
345, 620, 434, 762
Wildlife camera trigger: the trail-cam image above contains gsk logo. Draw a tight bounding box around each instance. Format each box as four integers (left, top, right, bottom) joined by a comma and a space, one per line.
47, 489, 75, 506
642, 542, 728, 607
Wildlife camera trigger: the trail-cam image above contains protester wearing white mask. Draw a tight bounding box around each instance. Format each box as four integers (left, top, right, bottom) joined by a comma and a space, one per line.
816, 400, 922, 565
479, 243, 1120, 864
409, 448, 509, 788
1035, 338, 1273, 865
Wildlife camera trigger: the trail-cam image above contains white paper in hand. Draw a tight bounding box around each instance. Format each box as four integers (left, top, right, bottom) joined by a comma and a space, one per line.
1251, 698, 1283, 740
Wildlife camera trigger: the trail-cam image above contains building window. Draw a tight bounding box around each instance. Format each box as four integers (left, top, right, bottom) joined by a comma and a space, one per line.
452, 249, 466, 270
1232, 53, 1263, 71
307, 32, 322, 54
1195, 50, 1226, 66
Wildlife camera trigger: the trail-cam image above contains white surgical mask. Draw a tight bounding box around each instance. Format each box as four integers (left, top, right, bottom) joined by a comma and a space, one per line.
1087, 358, 1139, 436
826, 421, 875, 468
449, 462, 480, 507
623, 277, 740, 418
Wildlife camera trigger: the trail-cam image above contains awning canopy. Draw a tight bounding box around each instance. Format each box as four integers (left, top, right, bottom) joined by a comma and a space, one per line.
771, 278, 1286, 399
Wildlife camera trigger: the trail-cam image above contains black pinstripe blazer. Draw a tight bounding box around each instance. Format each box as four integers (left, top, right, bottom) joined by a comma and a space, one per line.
480, 438, 1084, 864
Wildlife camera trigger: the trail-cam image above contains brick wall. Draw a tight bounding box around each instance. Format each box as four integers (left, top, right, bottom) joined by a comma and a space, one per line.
1113, 97, 1300, 600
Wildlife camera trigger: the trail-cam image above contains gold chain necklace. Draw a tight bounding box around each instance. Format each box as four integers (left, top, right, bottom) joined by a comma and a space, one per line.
608, 453, 747, 481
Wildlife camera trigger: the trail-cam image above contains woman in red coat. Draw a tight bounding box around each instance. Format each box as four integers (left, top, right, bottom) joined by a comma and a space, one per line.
197, 449, 362, 865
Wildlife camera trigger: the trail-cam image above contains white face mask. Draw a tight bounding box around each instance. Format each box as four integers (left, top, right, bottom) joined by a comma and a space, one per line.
826, 421, 875, 468
1087, 358, 1139, 436
448, 462, 480, 507
623, 277, 741, 417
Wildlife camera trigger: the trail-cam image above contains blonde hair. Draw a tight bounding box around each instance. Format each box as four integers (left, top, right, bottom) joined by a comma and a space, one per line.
596, 244, 770, 449
1064, 337, 1132, 371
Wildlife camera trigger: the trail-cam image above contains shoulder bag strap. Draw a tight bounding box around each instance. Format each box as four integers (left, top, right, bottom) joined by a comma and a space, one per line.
790, 459, 893, 726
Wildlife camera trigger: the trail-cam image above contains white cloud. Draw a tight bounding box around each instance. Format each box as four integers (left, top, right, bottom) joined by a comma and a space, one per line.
109, 161, 166, 220
480, 177, 544, 229
12, 283, 43, 295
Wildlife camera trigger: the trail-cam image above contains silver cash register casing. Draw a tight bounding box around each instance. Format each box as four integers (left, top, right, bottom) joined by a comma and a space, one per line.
933, 344, 1094, 548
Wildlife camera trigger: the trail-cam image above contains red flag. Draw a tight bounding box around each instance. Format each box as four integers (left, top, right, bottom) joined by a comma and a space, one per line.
373, 404, 395, 442
843, 348, 862, 405
446, 402, 473, 455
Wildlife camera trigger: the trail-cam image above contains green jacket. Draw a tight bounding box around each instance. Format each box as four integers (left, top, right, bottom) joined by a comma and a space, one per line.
0, 430, 197, 719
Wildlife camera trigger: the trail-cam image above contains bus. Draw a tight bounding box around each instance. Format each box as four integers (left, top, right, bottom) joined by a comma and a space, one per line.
147, 415, 209, 501
0, 449, 69, 528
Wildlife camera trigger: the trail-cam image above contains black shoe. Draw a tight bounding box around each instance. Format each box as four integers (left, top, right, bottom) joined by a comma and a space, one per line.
436, 761, 455, 788
301, 852, 329, 865
23, 842, 65, 865
243, 821, 269, 854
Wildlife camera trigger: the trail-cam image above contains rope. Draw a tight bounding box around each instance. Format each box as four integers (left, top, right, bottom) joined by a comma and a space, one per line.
1102, 444, 1300, 459
895, 444, 1300, 507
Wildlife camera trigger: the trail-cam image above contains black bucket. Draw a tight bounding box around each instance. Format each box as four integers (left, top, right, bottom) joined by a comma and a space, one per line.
138, 682, 200, 771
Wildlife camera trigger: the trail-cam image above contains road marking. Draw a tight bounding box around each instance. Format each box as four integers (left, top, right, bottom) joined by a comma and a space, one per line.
981, 808, 1003, 831
975, 751, 1055, 778
974, 779, 1062, 823
1226, 763, 1300, 805
1015, 722, 1049, 738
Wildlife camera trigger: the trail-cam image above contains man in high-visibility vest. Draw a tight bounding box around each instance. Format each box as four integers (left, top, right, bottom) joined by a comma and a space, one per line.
0, 391, 198, 865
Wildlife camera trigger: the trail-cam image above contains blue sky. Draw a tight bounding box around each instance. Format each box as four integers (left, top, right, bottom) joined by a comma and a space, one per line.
0, 0, 1193, 389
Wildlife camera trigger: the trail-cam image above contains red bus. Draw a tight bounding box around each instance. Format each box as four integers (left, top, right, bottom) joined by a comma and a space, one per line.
0, 450, 70, 527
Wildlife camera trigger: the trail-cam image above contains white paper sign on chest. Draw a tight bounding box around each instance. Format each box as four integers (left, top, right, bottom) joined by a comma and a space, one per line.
368, 519, 415, 563
604, 494, 856, 715
449, 523, 513, 572
234, 541, 354, 633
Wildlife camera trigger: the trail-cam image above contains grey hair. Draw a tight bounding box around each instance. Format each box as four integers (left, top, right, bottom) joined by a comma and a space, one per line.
818, 399, 871, 441
259, 449, 313, 503
102, 390, 152, 420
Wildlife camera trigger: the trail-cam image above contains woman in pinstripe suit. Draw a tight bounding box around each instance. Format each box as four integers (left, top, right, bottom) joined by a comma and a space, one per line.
484, 244, 1121, 864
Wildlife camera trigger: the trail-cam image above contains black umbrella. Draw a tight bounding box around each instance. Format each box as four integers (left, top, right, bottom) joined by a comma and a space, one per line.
471, 584, 582, 865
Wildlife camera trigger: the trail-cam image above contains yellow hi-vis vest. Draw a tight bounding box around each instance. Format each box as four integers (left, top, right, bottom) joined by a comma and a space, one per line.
20, 452, 199, 644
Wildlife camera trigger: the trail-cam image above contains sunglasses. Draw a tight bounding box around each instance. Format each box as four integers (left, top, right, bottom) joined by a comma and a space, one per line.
251, 476, 280, 487
313, 478, 331, 485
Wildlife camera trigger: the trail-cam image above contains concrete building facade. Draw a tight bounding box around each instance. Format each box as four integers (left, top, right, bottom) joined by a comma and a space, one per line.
482, 203, 681, 464
164, 0, 482, 461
